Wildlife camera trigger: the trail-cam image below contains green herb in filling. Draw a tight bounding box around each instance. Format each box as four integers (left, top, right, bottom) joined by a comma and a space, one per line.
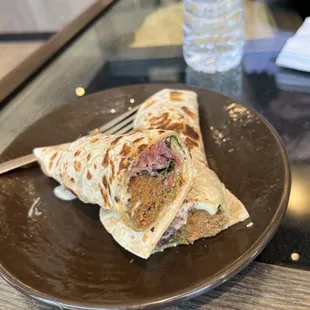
157, 161, 175, 175
171, 135, 182, 149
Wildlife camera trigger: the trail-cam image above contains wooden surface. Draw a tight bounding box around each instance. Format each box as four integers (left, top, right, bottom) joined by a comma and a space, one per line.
0, 0, 96, 33
0, 42, 43, 82
0, 0, 115, 105
1, 262, 309, 309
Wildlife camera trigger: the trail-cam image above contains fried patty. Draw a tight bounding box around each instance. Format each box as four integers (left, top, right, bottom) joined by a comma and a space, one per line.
178, 209, 226, 243
128, 174, 173, 230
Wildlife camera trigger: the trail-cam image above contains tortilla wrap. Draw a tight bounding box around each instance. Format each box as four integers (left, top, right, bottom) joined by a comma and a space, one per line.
100, 89, 248, 257
33, 129, 194, 236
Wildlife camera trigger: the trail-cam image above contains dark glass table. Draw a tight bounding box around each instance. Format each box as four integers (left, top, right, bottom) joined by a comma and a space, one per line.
0, 0, 309, 309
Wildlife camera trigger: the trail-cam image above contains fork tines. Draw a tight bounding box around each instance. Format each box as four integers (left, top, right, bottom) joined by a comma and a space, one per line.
89, 104, 141, 136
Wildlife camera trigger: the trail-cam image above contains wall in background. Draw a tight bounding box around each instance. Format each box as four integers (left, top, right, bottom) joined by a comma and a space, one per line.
0, 0, 96, 33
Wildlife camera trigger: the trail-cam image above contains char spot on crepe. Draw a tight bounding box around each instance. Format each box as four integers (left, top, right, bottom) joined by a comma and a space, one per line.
144, 99, 156, 109
181, 106, 196, 119
119, 157, 130, 170
102, 175, 108, 188
70, 177, 75, 183
133, 137, 144, 144
149, 113, 170, 127
90, 137, 99, 143
94, 163, 97, 170
74, 150, 81, 157
166, 122, 184, 132
137, 144, 148, 154
74, 160, 82, 172
115, 196, 120, 203
183, 125, 199, 141
87, 170, 92, 180
109, 175, 113, 184
120, 143, 132, 157
49, 152, 58, 170
102, 149, 110, 167
99, 185, 108, 205
110, 136, 122, 146
87, 153, 91, 162
170, 91, 183, 102
185, 137, 199, 150
109, 159, 115, 176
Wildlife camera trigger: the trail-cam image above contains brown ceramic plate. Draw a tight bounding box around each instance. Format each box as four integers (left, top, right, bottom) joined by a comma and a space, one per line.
0, 84, 290, 309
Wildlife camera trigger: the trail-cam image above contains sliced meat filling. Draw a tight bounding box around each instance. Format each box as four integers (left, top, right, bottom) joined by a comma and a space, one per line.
130, 139, 182, 176
128, 138, 183, 230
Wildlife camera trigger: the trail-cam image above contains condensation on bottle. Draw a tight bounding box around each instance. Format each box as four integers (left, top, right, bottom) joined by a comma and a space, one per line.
183, 0, 244, 73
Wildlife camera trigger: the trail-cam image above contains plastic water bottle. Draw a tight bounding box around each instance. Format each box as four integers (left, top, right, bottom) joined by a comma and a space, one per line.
183, 0, 244, 73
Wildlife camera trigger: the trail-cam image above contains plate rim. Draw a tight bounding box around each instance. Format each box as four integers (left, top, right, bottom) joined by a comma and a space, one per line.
0, 83, 291, 309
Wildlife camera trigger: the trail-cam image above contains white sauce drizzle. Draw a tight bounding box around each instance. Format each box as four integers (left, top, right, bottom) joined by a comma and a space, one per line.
28, 197, 42, 219
53, 185, 76, 201
193, 202, 219, 216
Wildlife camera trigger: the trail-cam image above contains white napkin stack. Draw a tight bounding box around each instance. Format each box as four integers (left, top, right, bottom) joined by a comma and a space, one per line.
276, 17, 310, 72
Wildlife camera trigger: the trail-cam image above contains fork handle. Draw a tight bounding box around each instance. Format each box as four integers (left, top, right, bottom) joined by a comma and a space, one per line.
0, 154, 37, 175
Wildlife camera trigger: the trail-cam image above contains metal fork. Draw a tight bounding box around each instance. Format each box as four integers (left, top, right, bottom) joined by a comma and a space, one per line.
0, 104, 140, 175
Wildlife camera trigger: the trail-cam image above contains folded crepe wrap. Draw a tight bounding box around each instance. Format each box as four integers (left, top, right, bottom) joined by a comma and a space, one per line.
33, 129, 194, 237
100, 89, 249, 256
135, 89, 249, 250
